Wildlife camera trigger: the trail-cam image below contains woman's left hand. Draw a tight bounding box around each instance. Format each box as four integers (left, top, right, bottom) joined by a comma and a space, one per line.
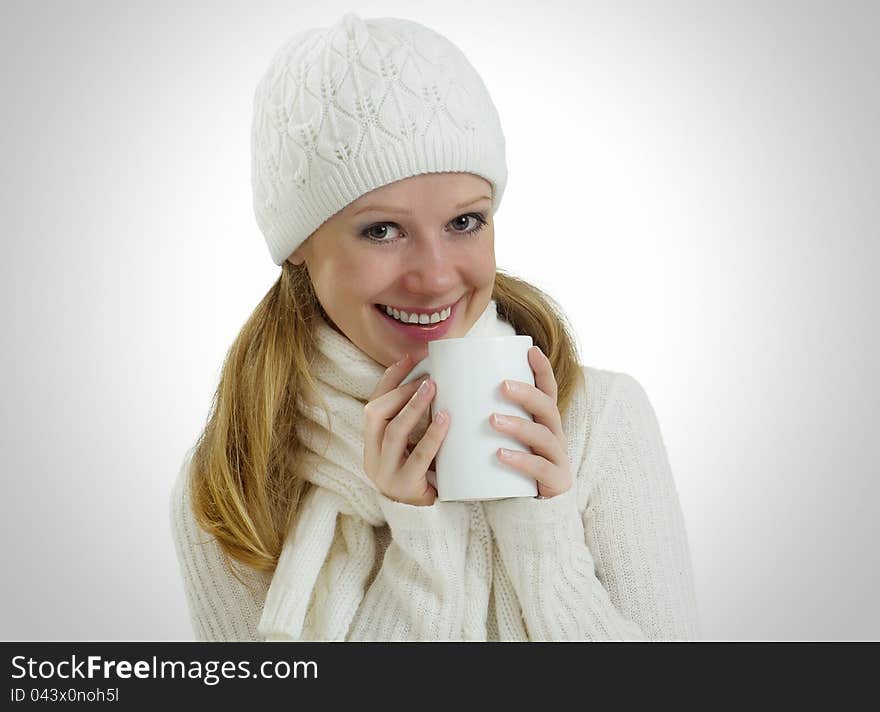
489, 345, 573, 499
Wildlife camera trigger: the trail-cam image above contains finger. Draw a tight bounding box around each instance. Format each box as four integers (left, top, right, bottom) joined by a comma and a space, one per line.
497, 448, 570, 497
366, 372, 429, 420
363, 375, 429, 476
367, 352, 411, 401
380, 378, 435, 471
502, 379, 566, 443
403, 407, 449, 484
404, 445, 439, 477
490, 413, 566, 467
528, 345, 558, 404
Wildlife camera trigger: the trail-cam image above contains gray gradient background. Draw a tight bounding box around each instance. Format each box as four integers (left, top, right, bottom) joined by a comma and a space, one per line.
1, 0, 877, 641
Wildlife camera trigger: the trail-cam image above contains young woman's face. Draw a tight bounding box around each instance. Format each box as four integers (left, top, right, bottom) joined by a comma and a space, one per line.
288, 172, 496, 368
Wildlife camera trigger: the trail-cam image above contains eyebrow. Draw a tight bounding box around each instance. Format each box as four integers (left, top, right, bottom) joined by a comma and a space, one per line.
352, 195, 492, 216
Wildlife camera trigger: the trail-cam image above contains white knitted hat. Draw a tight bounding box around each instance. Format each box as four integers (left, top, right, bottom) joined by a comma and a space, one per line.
251, 12, 508, 265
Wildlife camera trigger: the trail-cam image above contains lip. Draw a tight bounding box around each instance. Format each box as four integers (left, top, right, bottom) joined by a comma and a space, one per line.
374, 298, 461, 342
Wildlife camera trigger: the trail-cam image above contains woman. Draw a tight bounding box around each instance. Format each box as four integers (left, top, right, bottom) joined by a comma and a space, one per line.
170, 12, 700, 641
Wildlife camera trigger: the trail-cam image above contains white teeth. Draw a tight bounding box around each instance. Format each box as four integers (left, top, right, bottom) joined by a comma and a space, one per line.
382, 304, 451, 324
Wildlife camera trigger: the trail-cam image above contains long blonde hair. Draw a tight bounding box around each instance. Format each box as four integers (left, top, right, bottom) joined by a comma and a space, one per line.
188, 263, 584, 588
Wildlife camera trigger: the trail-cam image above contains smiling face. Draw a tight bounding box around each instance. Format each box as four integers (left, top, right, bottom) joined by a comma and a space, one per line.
288, 172, 496, 368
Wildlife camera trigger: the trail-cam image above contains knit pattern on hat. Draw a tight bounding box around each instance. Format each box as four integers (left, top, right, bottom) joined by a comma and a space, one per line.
251, 12, 508, 264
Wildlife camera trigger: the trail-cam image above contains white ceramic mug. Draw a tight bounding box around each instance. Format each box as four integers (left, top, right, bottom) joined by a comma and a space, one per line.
400, 335, 539, 501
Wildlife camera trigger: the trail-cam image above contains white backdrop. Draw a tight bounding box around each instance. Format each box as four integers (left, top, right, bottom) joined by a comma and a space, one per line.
1, 0, 877, 641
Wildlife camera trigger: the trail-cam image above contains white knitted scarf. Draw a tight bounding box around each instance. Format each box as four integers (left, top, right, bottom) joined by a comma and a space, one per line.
257, 299, 524, 641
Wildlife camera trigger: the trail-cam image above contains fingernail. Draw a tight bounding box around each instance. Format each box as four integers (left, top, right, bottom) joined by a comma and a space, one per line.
504, 380, 519, 393
434, 410, 446, 424
386, 354, 407, 373
417, 378, 431, 394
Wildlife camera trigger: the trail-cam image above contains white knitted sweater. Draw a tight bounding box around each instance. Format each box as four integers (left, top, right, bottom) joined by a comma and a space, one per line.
170, 299, 700, 641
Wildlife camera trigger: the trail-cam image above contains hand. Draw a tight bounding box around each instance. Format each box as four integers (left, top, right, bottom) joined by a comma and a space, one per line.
489, 345, 572, 499
363, 353, 450, 506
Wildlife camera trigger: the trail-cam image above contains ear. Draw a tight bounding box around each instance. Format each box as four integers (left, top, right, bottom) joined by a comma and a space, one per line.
287, 245, 306, 266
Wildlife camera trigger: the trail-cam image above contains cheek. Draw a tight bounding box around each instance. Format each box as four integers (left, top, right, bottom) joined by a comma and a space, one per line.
327, 253, 395, 299
464, 241, 496, 281
310, 255, 364, 305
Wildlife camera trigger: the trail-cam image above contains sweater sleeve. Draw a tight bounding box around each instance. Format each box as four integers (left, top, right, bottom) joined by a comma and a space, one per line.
169, 452, 269, 642
482, 372, 701, 641
345, 495, 472, 641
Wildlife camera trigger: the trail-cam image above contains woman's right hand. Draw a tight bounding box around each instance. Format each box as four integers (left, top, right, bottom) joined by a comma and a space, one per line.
363, 353, 450, 506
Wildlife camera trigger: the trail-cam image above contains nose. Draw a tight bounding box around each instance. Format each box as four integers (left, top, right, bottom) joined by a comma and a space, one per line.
399, 235, 457, 294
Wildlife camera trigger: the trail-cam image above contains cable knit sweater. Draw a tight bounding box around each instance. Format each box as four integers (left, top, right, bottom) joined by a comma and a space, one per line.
170, 300, 700, 641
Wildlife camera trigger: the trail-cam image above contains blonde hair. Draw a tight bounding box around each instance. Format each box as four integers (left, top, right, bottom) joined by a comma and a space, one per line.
188, 263, 584, 589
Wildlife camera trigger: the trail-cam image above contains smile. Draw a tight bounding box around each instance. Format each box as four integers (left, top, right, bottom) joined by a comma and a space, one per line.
376, 304, 452, 324
373, 297, 462, 341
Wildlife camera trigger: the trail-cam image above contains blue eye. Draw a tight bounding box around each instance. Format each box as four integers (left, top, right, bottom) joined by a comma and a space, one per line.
359, 212, 488, 245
